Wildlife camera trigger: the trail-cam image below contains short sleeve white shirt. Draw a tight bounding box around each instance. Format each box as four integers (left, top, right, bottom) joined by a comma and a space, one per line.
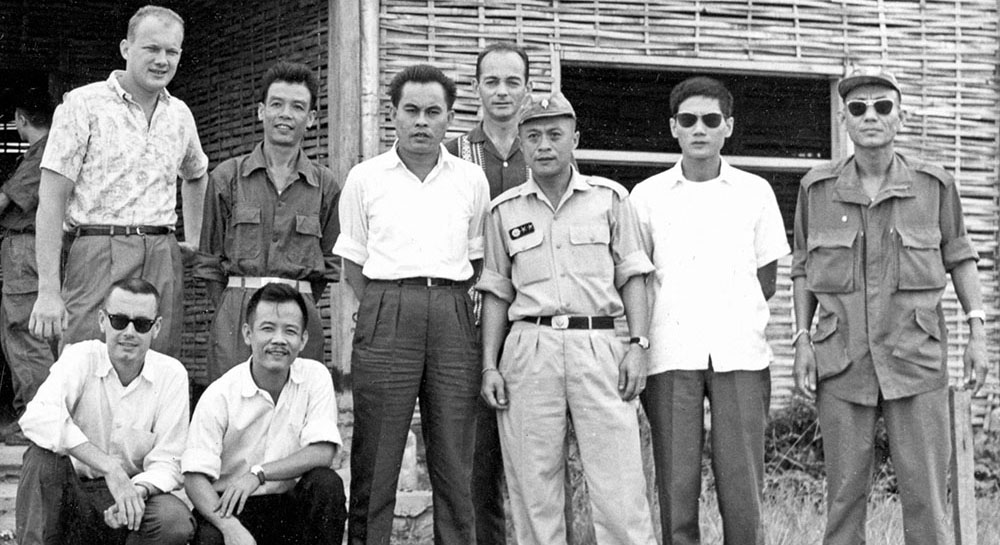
182, 358, 342, 496
332, 143, 490, 281
632, 160, 790, 374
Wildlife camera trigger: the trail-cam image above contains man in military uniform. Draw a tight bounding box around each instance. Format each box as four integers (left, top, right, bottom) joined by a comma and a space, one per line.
792, 67, 989, 545
477, 92, 657, 545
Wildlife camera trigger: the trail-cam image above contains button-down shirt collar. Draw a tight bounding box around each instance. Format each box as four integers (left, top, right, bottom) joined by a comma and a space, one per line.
830, 154, 917, 206
238, 357, 308, 399
107, 70, 171, 105
240, 143, 320, 188
515, 167, 593, 211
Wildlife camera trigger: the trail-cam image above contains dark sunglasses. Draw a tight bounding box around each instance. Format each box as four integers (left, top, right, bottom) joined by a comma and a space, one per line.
104, 311, 157, 333
846, 99, 894, 117
674, 112, 725, 129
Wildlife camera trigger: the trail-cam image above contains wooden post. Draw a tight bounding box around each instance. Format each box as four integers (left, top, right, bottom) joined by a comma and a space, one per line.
950, 387, 976, 545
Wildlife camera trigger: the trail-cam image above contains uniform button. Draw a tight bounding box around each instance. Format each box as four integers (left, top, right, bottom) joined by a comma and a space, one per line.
503, 161, 509, 168
272, 235, 279, 242
556, 243, 562, 249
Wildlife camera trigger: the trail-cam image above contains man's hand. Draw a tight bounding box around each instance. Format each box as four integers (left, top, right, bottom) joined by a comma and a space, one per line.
793, 339, 817, 402
104, 467, 145, 531
220, 520, 257, 545
481, 369, 509, 410
963, 335, 989, 395
618, 345, 648, 401
178, 240, 199, 266
29, 290, 67, 340
216, 473, 261, 518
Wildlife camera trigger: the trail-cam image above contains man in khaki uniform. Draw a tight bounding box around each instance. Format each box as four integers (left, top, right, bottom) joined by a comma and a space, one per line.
792, 67, 989, 545
477, 92, 657, 545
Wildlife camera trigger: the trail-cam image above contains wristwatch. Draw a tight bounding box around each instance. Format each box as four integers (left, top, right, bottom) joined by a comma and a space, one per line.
250, 464, 266, 487
629, 336, 650, 350
967, 310, 986, 324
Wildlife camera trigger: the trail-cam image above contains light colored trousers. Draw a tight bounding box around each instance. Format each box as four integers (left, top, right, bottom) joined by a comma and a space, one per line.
498, 321, 657, 545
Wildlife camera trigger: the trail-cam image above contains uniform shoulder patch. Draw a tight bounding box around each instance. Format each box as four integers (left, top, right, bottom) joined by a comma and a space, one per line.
508, 222, 535, 240
586, 176, 629, 198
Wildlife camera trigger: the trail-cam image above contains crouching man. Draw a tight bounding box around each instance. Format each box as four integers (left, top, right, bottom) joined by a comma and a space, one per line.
15, 278, 194, 545
183, 283, 346, 545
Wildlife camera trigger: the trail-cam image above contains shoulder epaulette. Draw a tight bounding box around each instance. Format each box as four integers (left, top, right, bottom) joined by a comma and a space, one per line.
489, 186, 523, 211
586, 176, 629, 198
800, 157, 850, 189
911, 160, 955, 187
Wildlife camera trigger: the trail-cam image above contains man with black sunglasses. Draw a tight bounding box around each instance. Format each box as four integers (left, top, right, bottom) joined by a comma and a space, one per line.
15, 277, 194, 545
631, 76, 789, 545
791, 67, 988, 545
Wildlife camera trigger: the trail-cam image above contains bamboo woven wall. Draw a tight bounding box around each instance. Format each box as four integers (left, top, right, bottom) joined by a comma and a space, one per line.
377, 0, 1000, 416
170, 0, 335, 385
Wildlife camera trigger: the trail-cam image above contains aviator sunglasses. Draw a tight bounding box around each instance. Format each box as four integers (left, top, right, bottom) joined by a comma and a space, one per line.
104, 311, 157, 333
846, 99, 895, 117
674, 112, 725, 129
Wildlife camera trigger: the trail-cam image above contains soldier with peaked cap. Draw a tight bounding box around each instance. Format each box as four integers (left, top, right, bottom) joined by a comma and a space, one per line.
791, 67, 988, 545
477, 92, 657, 545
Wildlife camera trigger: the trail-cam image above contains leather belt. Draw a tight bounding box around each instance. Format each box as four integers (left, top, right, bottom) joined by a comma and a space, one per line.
228, 276, 312, 294
374, 277, 462, 287
522, 315, 616, 330
73, 225, 172, 237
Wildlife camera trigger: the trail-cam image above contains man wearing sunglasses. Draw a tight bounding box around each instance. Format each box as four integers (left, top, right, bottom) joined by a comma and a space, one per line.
631, 76, 789, 544
15, 278, 194, 545
791, 68, 988, 545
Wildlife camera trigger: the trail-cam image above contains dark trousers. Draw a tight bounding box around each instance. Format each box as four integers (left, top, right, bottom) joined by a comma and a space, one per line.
192, 467, 346, 545
349, 281, 480, 545
16, 443, 195, 545
641, 367, 771, 545
817, 387, 951, 545
472, 394, 506, 545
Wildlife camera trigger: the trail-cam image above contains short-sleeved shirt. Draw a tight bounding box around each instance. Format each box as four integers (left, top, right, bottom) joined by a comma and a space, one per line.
332, 144, 490, 281
19, 339, 190, 493
632, 160, 790, 374
476, 169, 654, 320
41, 71, 208, 228
193, 143, 341, 287
445, 122, 528, 199
790, 153, 978, 404
0, 134, 47, 232
182, 358, 342, 496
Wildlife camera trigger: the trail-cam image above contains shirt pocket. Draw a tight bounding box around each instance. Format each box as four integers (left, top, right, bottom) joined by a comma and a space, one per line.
232, 204, 262, 260
812, 312, 852, 380
288, 214, 323, 270
568, 224, 611, 278
805, 228, 858, 293
509, 231, 547, 286
890, 308, 944, 369
896, 227, 947, 291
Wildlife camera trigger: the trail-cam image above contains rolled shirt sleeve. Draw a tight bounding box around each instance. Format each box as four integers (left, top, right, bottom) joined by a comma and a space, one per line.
298, 361, 343, 449
475, 208, 516, 302
181, 388, 227, 481
754, 182, 791, 266
790, 184, 809, 279
466, 170, 490, 261
939, 179, 978, 270
178, 106, 209, 180
132, 366, 189, 492
40, 92, 91, 183
331, 167, 369, 266
611, 194, 655, 288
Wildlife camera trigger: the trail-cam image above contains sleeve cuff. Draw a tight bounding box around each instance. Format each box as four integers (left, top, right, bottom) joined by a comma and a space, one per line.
467, 235, 484, 261
942, 236, 979, 271
790, 250, 807, 279
190, 252, 226, 283
756, 243, 791, 268
181, 449, 222, 481
332, 236, 368, 266
475, 269, 515, 303
300, 421, 343, 449
613, 251, 655, 289
131, 468, 181, 494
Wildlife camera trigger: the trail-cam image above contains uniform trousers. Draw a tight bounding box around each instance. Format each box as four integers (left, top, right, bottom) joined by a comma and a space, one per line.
348, 280, 479, 545
206, 286, 325, 384
192, 468, 347, 545
61, 233, 183, 358
641, 367, 770, 545
16, 443, 194, 545
498, 321, 657, 545
0, 233, 56, 414
472, 393, 506, 545
818, 386, 952, 545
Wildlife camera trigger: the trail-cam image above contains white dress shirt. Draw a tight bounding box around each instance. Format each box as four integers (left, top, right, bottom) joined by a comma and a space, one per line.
19, 339, 190, 493
632, 160, 790, 374
332, 143, 490, 281
182, 358, 342, 496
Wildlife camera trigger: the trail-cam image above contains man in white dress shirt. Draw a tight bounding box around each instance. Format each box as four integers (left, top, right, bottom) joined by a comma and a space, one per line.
15, 277, 193, 545
632, 76, 790, 545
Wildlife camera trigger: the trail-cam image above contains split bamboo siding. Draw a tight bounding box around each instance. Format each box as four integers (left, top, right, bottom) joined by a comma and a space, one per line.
377, 0, 1000, 420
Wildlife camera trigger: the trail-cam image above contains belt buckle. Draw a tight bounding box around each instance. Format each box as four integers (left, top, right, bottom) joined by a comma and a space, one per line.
551, 315, 569, 330
134, 226, 145, 236
425, 277, 434, 287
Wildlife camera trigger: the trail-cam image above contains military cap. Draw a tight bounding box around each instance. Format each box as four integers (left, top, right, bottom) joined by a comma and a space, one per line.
838, 67, 901, 99
518, 92, 576, 126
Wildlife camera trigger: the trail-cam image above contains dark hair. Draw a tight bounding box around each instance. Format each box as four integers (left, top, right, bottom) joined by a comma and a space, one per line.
127, 5, 184, 41
669, 76, 734, 117
475, 42, 530, 82
104, 277, 161, 310
245, 283, 309, 330
15, 89, 54, 128
388, 64, 456, 109
260, 60, 320, 111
